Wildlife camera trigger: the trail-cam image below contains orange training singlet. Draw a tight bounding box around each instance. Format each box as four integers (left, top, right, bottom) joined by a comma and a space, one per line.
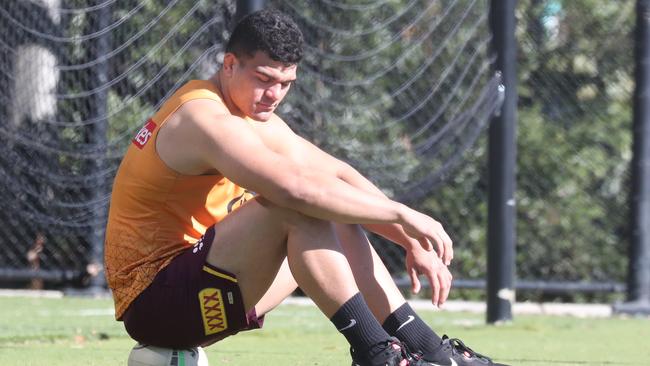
104, 80, 252, 319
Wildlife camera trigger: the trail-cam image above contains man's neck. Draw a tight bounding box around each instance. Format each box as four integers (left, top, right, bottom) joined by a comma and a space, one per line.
209, 72, 245, 118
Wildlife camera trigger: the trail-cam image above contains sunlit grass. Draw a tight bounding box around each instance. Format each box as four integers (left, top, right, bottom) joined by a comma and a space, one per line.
0, 296, 648, 365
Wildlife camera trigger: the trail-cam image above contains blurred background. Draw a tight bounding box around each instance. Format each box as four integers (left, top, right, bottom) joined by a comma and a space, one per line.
0, 0, 644, 312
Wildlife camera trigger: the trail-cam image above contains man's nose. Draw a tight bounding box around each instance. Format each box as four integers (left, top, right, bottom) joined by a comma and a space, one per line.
265, 83, 282, 100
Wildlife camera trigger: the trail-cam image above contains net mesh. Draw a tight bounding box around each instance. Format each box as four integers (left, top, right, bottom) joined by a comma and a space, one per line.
270, 0, 501, 274
0, 0, 500, 286
0, 0, 236, 284
515, 0, 633, 288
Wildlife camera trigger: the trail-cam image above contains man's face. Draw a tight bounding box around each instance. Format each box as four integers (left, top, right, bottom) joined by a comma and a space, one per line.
225, 51, 297, 121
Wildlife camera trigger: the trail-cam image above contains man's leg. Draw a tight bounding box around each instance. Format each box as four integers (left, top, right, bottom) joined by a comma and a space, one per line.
246, 221, 441, 348
334, 223, 405, 321
335, 224, 509, 366
334, 223, 443, 354
253, 257, 297, 316
250, 223, 410, 321
205, 198, 407, 365
207, 198, 355, 316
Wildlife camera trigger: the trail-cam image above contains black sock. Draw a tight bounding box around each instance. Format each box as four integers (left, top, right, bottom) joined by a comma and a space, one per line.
330, 292, 392, 352
382, 302, 442, 354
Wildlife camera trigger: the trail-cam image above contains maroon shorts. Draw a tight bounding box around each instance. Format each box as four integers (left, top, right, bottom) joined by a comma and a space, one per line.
122, 227, 264, 348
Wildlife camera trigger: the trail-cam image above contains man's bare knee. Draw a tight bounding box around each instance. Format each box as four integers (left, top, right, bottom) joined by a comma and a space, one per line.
335, 223, 364, 236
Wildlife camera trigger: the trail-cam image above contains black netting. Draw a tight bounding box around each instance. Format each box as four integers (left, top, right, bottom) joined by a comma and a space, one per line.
516, 0, 633, 290
3, 0, 630, 302
0, 0, 500, 289
0, 0, 235, 287
269, 0, 500, 275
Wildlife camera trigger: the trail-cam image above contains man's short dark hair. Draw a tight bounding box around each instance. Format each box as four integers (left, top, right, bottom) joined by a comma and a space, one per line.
226, 8, 304, 65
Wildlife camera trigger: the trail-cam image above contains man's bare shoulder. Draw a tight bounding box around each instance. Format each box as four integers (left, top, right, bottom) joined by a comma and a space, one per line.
164, 99, 253, 138
245, 113, 307, 158
268, 112, 292, 128
250, 113, 295, 136
177, 98, 234, 124
156, 99, 255, 175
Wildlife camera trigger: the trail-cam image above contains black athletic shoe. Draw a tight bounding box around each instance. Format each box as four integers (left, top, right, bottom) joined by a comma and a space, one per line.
412, 335, 509, 366
351, 337, 412, 366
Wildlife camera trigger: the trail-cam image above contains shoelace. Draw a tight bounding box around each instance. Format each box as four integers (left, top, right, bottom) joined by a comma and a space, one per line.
390, 340, 421, 365
445, 336, 493, 362
356, 337, 409, 364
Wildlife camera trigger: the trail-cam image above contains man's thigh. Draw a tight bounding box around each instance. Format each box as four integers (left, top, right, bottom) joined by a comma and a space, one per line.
122, 226, 264, 348
206, 197, 295, 313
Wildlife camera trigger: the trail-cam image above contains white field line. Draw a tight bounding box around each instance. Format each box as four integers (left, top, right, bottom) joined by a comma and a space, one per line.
0, 289, 613, 318
281, 297, 613, 318
0, 289, 63, 298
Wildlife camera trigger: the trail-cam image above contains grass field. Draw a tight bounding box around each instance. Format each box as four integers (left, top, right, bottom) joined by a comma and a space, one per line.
0, 295, 648, 365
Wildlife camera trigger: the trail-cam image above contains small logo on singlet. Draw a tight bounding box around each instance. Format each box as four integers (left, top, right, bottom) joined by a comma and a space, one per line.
132, 119, 157, 149
227, 190, 255, 213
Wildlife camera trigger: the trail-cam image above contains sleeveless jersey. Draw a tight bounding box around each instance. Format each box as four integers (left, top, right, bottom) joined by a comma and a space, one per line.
104, 80, 252, 319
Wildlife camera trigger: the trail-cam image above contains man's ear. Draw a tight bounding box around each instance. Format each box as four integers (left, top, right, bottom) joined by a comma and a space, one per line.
222, 53, 238, 76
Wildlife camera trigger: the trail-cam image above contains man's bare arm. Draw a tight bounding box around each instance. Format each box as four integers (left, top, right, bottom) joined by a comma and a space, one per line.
282, 124, 453, 305
178, 103, 444, 256
287, 132, 453, 264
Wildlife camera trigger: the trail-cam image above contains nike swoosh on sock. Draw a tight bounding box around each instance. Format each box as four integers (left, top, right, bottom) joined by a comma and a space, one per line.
338, 318, 357, 332
395, 315, 414, 332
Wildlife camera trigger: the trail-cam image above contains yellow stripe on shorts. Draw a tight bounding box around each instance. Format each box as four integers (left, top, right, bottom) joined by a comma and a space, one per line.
202, 266, 238, 283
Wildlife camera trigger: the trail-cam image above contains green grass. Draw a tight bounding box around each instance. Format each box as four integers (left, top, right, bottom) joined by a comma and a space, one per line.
0, 296, 648, 365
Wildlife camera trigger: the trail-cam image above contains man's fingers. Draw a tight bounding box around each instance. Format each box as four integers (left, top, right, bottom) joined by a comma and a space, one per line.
418, 237, 433, 252
443, 233, 453, 265
434, 229, 453, 265
443, 245, 452, 266
410, 267, 421, 294
429, 272, 440, 307
439, 272, 451, 306
428, 221, 453, 265
427, 233, 444, 260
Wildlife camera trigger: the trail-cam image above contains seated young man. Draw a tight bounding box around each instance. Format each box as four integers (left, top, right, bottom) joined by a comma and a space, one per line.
105, 8, 508, 366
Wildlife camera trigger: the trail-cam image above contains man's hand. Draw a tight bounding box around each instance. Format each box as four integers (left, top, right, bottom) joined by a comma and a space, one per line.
406, 244, 453, 307
399, 206, 453, 265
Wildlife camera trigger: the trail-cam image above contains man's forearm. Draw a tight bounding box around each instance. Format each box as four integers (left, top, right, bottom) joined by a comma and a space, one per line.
362, 222, 420, 251
335, 164, 420, 249
281, 167, 407, 225
336, 163, 387, 198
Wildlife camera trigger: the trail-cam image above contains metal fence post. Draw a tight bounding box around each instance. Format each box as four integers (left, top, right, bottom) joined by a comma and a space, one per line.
615, 0, 650, 316
235, 0, 268, 24
487, 0, 517, 324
